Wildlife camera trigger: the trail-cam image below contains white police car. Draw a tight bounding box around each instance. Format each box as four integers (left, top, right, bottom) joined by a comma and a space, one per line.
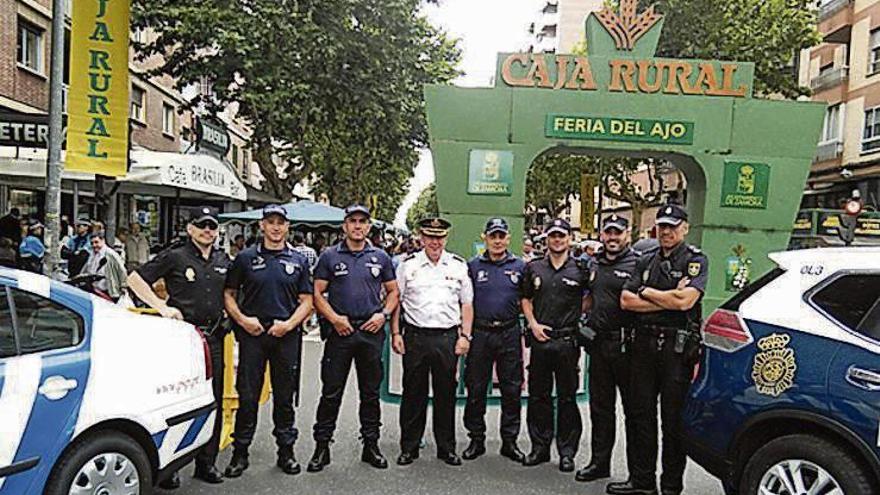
684, 248, 880, 495
0, 268, 215, 494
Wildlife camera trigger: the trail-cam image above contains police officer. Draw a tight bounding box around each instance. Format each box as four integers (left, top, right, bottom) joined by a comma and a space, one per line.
520, 218, 587, 472
127, 207, 229, 487
307, 205, 399, 472
614, 204, 708, 495
223, 204, 314, 477
392, 217, 473, 466
462, 218, 526, 463
575, 214, 639, 484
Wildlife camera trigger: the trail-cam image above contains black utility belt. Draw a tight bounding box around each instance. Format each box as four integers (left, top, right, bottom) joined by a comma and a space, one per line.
545, 326, 577, 339
592, 328, 633, 342
194, 319, 224, 337
474, 318, 518, 332
403, 323, 458, 334
640, 324, 687, 339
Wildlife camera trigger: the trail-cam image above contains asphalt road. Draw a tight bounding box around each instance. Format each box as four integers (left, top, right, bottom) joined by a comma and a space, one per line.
163, 337, 724, 495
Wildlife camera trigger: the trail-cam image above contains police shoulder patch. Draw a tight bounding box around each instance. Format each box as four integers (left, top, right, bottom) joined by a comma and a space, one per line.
688, 262, 701, 277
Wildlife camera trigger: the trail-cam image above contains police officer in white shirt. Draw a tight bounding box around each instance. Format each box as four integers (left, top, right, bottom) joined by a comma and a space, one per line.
391, 217, 474, 467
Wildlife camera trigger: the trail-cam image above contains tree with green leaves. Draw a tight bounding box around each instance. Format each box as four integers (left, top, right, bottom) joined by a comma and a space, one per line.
132, 0, 460, 220
406, 183, 438, 230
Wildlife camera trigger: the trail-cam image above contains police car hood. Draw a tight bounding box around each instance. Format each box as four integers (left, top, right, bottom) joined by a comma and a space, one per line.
74, 297, 214, 436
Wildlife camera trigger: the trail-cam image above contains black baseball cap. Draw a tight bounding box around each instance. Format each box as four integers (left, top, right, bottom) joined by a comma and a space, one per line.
189, 207, 219, 226
544, 218, 571, 236
484, 217, 509, 235
601, 214, 629, 232
656, 204, 688, 226
344, 204, 371, 219
262, 204, 289, 221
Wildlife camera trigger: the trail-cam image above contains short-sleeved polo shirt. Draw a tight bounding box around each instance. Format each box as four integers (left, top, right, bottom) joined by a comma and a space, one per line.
313, 242, 395, 320
468, 251, 525, 323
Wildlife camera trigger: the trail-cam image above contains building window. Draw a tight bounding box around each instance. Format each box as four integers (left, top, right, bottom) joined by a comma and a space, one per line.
17, 20, 44, 73
162, 103, 175, 135
132, 27, 145, 44
863, 107, 880, 153
231, 144, 240, 166
870, 29, 880, 76
821, 104, 842, 143
130, 86, 146, 123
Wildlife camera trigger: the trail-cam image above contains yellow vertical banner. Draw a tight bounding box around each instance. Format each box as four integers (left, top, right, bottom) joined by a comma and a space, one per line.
580, 173, 597, 234
66, 0, 130, 176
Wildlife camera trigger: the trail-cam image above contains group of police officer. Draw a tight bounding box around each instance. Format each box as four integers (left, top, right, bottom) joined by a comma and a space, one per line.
129, 200, 706, 495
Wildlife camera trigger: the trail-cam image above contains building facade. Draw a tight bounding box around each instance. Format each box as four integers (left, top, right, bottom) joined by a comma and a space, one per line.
527, 0, 603, 53
799, 0, 880, 210
0, 0, 270, 246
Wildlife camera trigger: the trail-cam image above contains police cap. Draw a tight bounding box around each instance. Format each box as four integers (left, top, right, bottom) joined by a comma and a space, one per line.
189, 206, 219, 228
655, 204, 688, 226
544, 218, 571, 236
262, 204, 289, 222
601, 214, 629, 232
484, 217, 509, 235
344, 204, 371, 219
418, 217, 451, 237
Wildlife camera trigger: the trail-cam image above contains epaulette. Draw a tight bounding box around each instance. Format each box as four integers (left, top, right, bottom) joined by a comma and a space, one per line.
450, 254, 466, 264
687, 245, 702, 254
527, 255, 544, 264
402, 253, 416, 262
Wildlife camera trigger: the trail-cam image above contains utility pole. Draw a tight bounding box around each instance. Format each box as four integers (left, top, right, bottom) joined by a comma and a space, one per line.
44, 0, 66, 277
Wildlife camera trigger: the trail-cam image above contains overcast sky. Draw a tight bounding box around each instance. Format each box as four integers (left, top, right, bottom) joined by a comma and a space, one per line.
393, 0, 539, 226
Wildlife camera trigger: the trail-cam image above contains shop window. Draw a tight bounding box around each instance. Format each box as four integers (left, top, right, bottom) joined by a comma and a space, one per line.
130, 86, 146, 123
821, 104, 842, 143
862, 107, 880, 153
162, 103, 175, 136
17, 19, 44, 74
870, 29, 880, 76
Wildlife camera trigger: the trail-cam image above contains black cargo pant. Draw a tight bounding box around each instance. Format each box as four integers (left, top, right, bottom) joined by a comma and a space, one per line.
463, 325, 523, 442
526, 335, 582, 458
628, 328, 695, 492
587, 330, 634, 469
195, 331, 225, 467
313, 325, 385, 443
399, 325, 458, 455
232, 330, 301, 455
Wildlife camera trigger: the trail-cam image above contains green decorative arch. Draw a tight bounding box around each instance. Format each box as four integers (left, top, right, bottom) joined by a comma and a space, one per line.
424, 5, 825, 311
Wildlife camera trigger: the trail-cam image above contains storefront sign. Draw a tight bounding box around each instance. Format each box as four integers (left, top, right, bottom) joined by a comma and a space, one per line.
66, 0, 130, 176
545, 114, 694, 145
196, 118, 230, 155
0, 112, 68, 148
720, 161, 769, 209
467, 150, 513, 196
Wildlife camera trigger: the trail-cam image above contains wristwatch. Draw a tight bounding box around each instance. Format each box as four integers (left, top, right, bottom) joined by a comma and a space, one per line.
459, 332, 473, 342
637, 286, 649, 299
381, 309, 392, 320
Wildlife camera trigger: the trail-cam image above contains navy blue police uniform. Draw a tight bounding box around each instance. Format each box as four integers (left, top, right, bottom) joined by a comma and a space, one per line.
576, 214, 640, 483
135, 207, 229, 485
463, 218, 526, 461
225, 240, 312, 461
520, 218, 587, 469
311, 230, 395, 456
619, 204, 708, 495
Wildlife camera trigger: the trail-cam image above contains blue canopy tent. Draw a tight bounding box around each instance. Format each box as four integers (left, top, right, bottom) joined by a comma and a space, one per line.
218, 200, 345, 229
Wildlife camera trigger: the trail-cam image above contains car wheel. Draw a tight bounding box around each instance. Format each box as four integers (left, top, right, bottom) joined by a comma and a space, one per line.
740, 434, 873, 495
45, 431, 152, 495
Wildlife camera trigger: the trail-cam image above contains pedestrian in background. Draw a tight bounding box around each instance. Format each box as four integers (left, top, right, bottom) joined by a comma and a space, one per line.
224, 204, 314, 477
18, 220, 45, 274
125, 222, 151, 271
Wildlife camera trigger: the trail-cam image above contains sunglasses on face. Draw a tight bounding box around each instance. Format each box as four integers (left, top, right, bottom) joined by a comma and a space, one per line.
193, 220, 218, 231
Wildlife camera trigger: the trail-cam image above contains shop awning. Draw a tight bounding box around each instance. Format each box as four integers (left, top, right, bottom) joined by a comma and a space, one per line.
219, 200, 345, 227
127, 148, 247, 201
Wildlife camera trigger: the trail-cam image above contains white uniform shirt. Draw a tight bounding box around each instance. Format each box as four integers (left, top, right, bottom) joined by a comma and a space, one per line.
396, 250, 473, 328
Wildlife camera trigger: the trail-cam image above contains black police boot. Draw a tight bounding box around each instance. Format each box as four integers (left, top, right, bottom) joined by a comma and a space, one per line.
361, 440, 388, 469
461, 439, 486, 460
575, 462, 610, 482
224, 451, 249, 479
499, 439, 525, 463
522, 449, 550, 466
396, 450, 419, 466
559, 455, 575, 472
193, 463, 224, 484
606, 479, 658, 495
307, 441, 331, 473
437, 450, 462, 466
157, 470, 181, 490
276, 447, 301, 475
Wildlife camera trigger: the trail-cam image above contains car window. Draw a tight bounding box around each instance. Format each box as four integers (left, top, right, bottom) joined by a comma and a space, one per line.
0, 287, 15, 358
10, 288, 84, 354
810, 273, 880, 339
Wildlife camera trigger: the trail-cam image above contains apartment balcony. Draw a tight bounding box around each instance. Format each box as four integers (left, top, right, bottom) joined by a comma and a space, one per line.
811, 66, 848, 92
819, 0, 852, 21
814, 140, 843, 163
